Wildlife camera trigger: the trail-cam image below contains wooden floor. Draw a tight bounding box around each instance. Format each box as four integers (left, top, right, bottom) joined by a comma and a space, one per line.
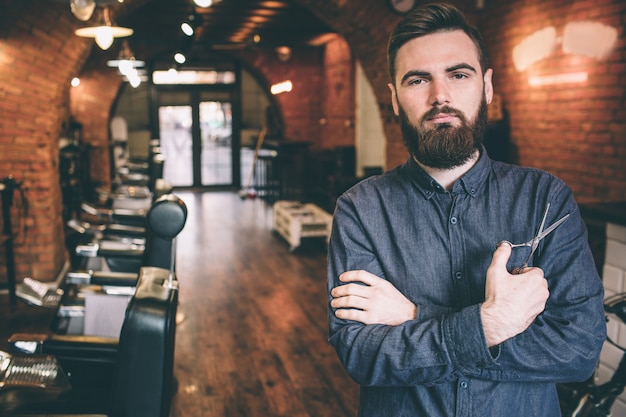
1, 190, 360, 417
170, 191, 359, 417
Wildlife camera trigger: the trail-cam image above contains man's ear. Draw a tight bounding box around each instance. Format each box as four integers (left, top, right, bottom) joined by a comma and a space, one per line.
484, 68, 494, 105
388, 83, 400, 116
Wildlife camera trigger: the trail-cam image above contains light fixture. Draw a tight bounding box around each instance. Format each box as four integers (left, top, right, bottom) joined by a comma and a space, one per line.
181, 14, 198, 37
181, 22, 194, 36
106, 40, 145, 75
193, 0, 213, 7
71, 77, 81, 87
174, 53, 186, 64
270, 80, 292, 95
275, 46, 292, 62
70, 0, 96, 21
75, 7, 133, 50
562, 21, 617, 59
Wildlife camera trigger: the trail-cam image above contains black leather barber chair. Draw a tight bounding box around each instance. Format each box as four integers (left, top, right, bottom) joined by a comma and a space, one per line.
1, 266, 179, 417
105, 141, 171, 205
54, 194, 186, 340
70, 193, 187, 274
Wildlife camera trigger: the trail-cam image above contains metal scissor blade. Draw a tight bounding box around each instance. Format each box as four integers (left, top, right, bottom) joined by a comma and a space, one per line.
515, 204, 570, 274
529, 203, 551, 252
536, 213, 570, 242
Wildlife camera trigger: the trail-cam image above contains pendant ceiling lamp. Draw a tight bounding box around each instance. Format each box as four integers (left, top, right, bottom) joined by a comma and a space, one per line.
70, 0, 96, 21
106, 40, 145, 75
75, 6, 133, 50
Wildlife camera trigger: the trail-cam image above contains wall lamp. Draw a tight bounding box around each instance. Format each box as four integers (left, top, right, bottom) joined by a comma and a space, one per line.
512, 20, 617, 87
75, 6, 133, 50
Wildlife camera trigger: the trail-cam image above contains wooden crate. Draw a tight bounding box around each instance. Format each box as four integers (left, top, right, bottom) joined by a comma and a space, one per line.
273, 200, 332, 252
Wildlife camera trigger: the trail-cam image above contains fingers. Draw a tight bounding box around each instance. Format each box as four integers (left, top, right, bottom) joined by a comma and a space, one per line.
330, 293, 368, 310
339, 270, 380, 286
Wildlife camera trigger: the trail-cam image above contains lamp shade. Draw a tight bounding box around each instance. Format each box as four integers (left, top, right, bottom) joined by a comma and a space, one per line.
74, 7, 133, 50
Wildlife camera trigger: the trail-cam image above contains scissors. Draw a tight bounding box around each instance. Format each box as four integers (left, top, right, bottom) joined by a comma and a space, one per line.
499, 203, 570, 274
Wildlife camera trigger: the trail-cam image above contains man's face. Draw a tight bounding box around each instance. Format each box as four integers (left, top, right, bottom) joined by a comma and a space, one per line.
388, 30, 493, 169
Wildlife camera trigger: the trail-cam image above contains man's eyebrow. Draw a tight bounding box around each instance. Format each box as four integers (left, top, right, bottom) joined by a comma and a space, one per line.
447, 63, 477, 73
399, 70, 431, 84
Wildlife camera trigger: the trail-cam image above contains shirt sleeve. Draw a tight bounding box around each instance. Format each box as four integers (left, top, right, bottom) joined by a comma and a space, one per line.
475, 188, 606, 383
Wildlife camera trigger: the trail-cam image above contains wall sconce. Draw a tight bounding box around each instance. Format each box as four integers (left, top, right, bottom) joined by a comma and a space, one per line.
562, 21, 617, 59
270, 80, 292, 95
75, 6, 133, 50
512, 20, 617, 87
513, 21, 617, 72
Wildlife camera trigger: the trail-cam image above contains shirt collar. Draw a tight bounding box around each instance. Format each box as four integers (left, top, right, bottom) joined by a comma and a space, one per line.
403, 145, 492, 199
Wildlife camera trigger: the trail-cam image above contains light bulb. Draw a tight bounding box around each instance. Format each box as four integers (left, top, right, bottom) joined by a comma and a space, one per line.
174, 53, 186, 64
194, 0, 213, 7
70, 0, 96, 21
181, 22, 194, 36
95, 26, 114, 50
118, 59, 134, 75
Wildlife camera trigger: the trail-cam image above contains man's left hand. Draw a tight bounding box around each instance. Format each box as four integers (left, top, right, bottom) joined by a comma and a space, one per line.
330, 270, 417, 325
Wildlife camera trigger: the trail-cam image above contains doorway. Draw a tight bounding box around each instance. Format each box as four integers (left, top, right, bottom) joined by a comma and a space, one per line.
157, 90, 237, 188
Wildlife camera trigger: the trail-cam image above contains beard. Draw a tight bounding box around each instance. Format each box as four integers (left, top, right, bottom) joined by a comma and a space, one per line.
399, 98, 488, 170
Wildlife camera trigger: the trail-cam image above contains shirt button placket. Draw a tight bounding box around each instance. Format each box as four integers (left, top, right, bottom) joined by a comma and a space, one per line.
456, 379, 470, 417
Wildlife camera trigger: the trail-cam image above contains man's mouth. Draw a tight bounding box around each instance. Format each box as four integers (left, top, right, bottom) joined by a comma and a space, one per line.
428, 113, 458, 124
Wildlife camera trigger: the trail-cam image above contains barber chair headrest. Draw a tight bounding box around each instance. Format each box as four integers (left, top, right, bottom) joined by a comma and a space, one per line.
146, 194, 187, 239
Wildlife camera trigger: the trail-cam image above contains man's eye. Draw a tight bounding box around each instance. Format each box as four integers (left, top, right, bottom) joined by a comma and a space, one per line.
452, 73, 469, 80
408, 78, 426, 86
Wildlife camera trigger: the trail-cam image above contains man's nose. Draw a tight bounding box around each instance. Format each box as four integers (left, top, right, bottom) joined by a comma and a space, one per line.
429, 78, 450, 106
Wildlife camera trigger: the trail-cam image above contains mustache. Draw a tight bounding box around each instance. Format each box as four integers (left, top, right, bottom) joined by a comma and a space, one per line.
422, 106, 465, 122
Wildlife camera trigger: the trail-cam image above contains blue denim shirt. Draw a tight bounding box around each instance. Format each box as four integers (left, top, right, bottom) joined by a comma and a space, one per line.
327, 150, 606, 417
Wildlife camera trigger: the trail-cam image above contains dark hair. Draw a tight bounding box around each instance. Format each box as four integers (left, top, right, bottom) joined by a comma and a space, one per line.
387, 3, 489, 83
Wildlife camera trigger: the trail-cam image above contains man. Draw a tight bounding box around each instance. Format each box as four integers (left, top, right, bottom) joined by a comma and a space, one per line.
327, 3, 606, 416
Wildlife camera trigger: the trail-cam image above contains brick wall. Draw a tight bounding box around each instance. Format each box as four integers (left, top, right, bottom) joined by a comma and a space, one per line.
479, 0, 626, 203
0, 0, 88, 282
319, 35, 355, 150
238, 45, 324, 145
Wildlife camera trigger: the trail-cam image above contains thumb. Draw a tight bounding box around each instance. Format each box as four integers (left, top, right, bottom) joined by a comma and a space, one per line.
491, 241, 512, 271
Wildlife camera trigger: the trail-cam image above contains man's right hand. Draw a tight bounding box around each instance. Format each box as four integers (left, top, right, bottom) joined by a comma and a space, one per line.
480, 242, 550, 347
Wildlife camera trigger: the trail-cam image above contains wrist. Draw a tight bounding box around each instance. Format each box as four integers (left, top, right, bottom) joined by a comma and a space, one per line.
480, 302, 512, 347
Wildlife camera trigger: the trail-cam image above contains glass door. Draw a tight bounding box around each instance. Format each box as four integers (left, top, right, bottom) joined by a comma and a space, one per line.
159, 105, 193, 187
157, 90, 235, 188
199, 100, 232, 186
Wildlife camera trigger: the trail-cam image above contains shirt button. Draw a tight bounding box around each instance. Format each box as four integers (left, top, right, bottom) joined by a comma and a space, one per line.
460, 381, 468, 389
455, 272, 462, 280
450, 217, 457, 224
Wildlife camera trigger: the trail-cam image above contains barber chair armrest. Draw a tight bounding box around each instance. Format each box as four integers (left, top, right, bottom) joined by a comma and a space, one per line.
81, 202, 148, 224
66, 270, 138, 287
75, 242, 144, 258
8, 333, 118, 358
104, 223, 146, 237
